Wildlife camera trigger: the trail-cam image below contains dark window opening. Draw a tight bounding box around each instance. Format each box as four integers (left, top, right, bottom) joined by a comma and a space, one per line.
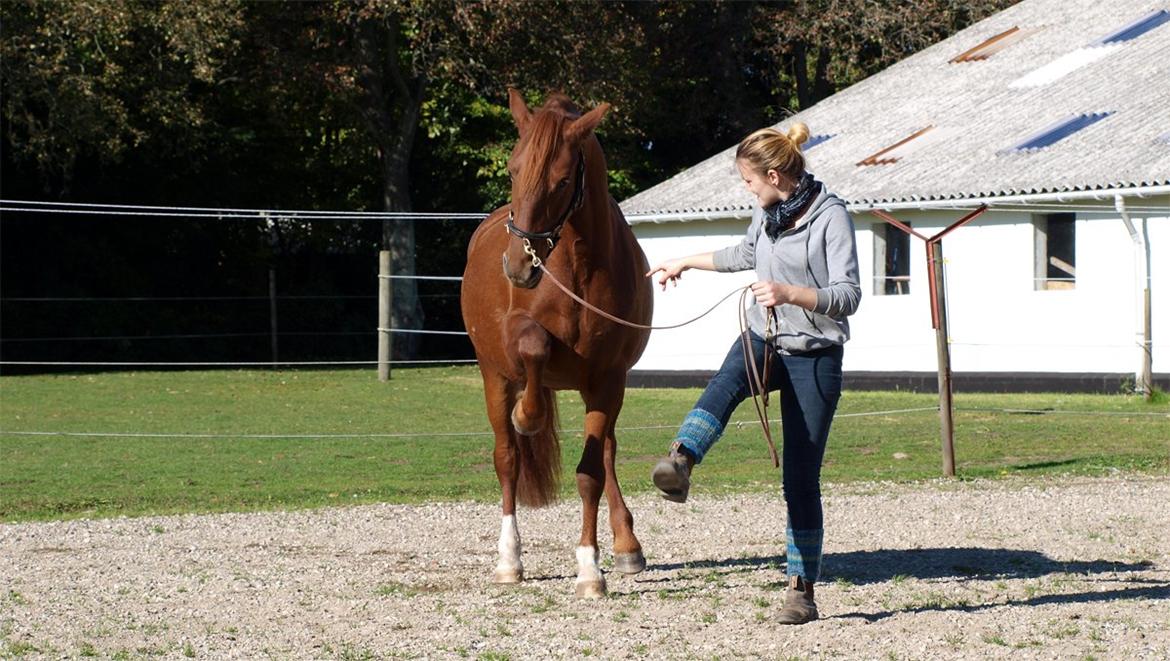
1035, 213, 1076, 290
875, 222, 911, 295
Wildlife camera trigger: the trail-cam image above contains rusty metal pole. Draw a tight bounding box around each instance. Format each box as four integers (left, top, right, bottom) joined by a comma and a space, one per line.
871, 206, 986, 478
930, 240, 956, 477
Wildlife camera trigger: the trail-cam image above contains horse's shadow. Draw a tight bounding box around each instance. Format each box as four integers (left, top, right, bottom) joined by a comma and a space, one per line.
641, 548, 1166, 621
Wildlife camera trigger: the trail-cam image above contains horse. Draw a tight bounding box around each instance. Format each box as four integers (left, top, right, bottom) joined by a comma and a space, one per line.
460, 89, 653, 598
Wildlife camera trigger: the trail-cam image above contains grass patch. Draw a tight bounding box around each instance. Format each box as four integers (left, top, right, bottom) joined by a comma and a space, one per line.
0, 367, 1166, 521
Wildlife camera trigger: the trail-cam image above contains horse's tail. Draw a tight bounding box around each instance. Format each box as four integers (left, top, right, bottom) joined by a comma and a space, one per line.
515, 387, 561, 508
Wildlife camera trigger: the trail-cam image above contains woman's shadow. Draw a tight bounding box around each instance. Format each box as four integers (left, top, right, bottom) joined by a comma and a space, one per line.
648, 548, 1165, 621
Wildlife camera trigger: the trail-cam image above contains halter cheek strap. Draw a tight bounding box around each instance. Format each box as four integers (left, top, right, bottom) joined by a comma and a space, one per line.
505, 151, 586, 265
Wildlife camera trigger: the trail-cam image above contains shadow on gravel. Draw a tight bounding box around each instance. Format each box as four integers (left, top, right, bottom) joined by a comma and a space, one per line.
651, 548, 1153, 586
824, 548, 1155, 585
831, 584, 1170, 623
648, 548, 1164, 620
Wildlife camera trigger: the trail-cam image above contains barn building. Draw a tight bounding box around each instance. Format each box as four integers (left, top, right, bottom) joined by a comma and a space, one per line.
621, 0, 1169, 393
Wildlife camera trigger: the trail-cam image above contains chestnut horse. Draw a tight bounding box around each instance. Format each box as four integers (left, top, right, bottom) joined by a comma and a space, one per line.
460, 90, 652, 598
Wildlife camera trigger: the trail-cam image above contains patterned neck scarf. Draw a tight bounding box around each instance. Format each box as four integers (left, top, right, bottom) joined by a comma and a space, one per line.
763, 171, 821, 241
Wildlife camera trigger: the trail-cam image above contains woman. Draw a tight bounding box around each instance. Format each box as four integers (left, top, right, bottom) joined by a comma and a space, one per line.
645, 123, 861, 624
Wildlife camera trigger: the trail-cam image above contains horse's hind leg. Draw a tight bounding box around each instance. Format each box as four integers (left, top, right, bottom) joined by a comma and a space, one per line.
481, 368, 523, 583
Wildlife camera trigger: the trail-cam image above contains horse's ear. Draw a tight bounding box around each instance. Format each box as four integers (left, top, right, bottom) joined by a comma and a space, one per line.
565, 102, 610, 145
508, 87, 531, 135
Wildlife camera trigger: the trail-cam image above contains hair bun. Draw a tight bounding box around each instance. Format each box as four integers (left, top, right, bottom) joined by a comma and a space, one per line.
786, 122, 810, 148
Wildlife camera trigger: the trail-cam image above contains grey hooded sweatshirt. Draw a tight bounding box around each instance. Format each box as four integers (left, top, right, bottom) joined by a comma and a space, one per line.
712, 186, 862, 354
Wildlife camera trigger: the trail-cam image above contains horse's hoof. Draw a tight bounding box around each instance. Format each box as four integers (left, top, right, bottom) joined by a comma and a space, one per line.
493, 568, 523, 584
574, 579, 607, 599
613, 551, 646, 575
510, 399, 542, 436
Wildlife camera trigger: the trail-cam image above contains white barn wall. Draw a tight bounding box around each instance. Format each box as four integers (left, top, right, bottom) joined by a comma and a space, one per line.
630, 205, 1167, 376
633, 219, 755, 370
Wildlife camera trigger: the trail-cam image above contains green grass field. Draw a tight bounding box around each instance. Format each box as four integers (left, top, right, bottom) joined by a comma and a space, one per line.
1, 366, 1166, 522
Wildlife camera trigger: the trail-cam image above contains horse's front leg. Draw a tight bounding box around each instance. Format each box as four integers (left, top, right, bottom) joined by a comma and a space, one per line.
481, 369, 523, 583
574, 405, 607, 599
589, 375, 645, 575
506, 314, 550, 436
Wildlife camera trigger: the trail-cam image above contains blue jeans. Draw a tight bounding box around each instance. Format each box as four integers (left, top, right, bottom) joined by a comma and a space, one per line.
673, 331, 843, 581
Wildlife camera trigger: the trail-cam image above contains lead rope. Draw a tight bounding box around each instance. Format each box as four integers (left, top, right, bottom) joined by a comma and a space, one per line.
739, 292, 780, 468
528, 248, 779, 466
527, 249, 746, 331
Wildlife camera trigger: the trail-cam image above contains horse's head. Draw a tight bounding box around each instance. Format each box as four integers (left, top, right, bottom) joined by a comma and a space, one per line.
502, 89, 609, 289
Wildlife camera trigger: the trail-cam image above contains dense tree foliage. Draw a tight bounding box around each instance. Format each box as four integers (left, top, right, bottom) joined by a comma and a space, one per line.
1, 0, 1015, 365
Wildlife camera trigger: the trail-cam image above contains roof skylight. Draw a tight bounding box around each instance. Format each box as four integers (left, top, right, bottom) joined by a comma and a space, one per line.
857, 126, 955, 166
802, 134, 835, 152
950, 26, 1037, 63
1012, 10, 1169, 88
1003, 112, 1113, 153
1094, 9, 1170, 45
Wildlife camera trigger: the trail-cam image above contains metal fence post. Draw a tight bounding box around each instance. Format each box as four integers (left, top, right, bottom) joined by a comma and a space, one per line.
872, 206, 986, 477
930, 240, 956, 477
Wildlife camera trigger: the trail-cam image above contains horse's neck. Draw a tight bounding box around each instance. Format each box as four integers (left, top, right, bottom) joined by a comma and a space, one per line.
567, 151, 616, 253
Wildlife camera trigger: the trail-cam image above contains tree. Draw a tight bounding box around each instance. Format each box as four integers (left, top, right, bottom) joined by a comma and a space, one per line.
755, 0, 1019, 110
0, 0, 245, 196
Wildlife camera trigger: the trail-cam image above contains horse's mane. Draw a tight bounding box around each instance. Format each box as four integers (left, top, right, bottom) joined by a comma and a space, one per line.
516, 94, 581, 198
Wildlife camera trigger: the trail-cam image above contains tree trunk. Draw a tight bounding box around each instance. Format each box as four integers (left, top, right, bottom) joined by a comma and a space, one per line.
381, 83, 425, 359
792, 42, 811, 110
354, 11, 427, 359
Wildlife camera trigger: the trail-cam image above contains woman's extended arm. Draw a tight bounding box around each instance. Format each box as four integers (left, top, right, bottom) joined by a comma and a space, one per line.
645, 252, 717, 291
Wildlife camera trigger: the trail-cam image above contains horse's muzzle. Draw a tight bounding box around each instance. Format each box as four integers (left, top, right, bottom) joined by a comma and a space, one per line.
502, 252, 542, 289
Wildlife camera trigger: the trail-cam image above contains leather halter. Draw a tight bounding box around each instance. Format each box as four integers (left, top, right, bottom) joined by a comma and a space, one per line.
505, 150, 586, 257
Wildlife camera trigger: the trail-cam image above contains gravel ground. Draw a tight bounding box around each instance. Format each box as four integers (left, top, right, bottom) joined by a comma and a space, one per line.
2, 475, 1169, 660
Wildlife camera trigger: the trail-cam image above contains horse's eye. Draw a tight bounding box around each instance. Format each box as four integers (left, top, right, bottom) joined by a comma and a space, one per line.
557, 178, 569, 189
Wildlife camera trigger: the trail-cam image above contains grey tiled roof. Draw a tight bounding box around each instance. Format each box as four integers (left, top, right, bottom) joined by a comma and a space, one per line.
620, 0, 1170, 216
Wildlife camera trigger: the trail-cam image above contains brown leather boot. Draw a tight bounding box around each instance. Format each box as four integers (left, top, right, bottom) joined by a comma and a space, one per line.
775, 575, 818, 624
651, 442, 695, 503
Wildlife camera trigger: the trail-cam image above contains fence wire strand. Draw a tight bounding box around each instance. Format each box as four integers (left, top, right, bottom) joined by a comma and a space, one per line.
3, 405, 1162, 442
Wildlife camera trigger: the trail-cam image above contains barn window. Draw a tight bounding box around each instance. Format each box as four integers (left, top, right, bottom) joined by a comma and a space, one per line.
950, 26, 1037, 63
1034, 213, 1076, 290
874, 221, 911, 295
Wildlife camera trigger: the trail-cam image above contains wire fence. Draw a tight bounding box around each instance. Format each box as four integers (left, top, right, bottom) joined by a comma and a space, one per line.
3, 405, 1164, 442
1, 200, 484, 369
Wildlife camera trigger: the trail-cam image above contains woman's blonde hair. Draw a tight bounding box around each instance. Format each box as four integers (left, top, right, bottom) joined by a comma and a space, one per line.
735, 123, 810, 181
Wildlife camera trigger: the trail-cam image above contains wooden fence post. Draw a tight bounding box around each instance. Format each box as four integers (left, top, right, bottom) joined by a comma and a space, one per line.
378, 250, 392, 381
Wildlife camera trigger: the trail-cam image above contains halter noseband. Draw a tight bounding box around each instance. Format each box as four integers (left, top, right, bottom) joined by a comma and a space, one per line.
505, 150, 586, 267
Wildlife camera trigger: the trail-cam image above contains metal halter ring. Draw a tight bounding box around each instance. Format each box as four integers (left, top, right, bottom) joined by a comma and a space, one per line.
519, 236, 556, 269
